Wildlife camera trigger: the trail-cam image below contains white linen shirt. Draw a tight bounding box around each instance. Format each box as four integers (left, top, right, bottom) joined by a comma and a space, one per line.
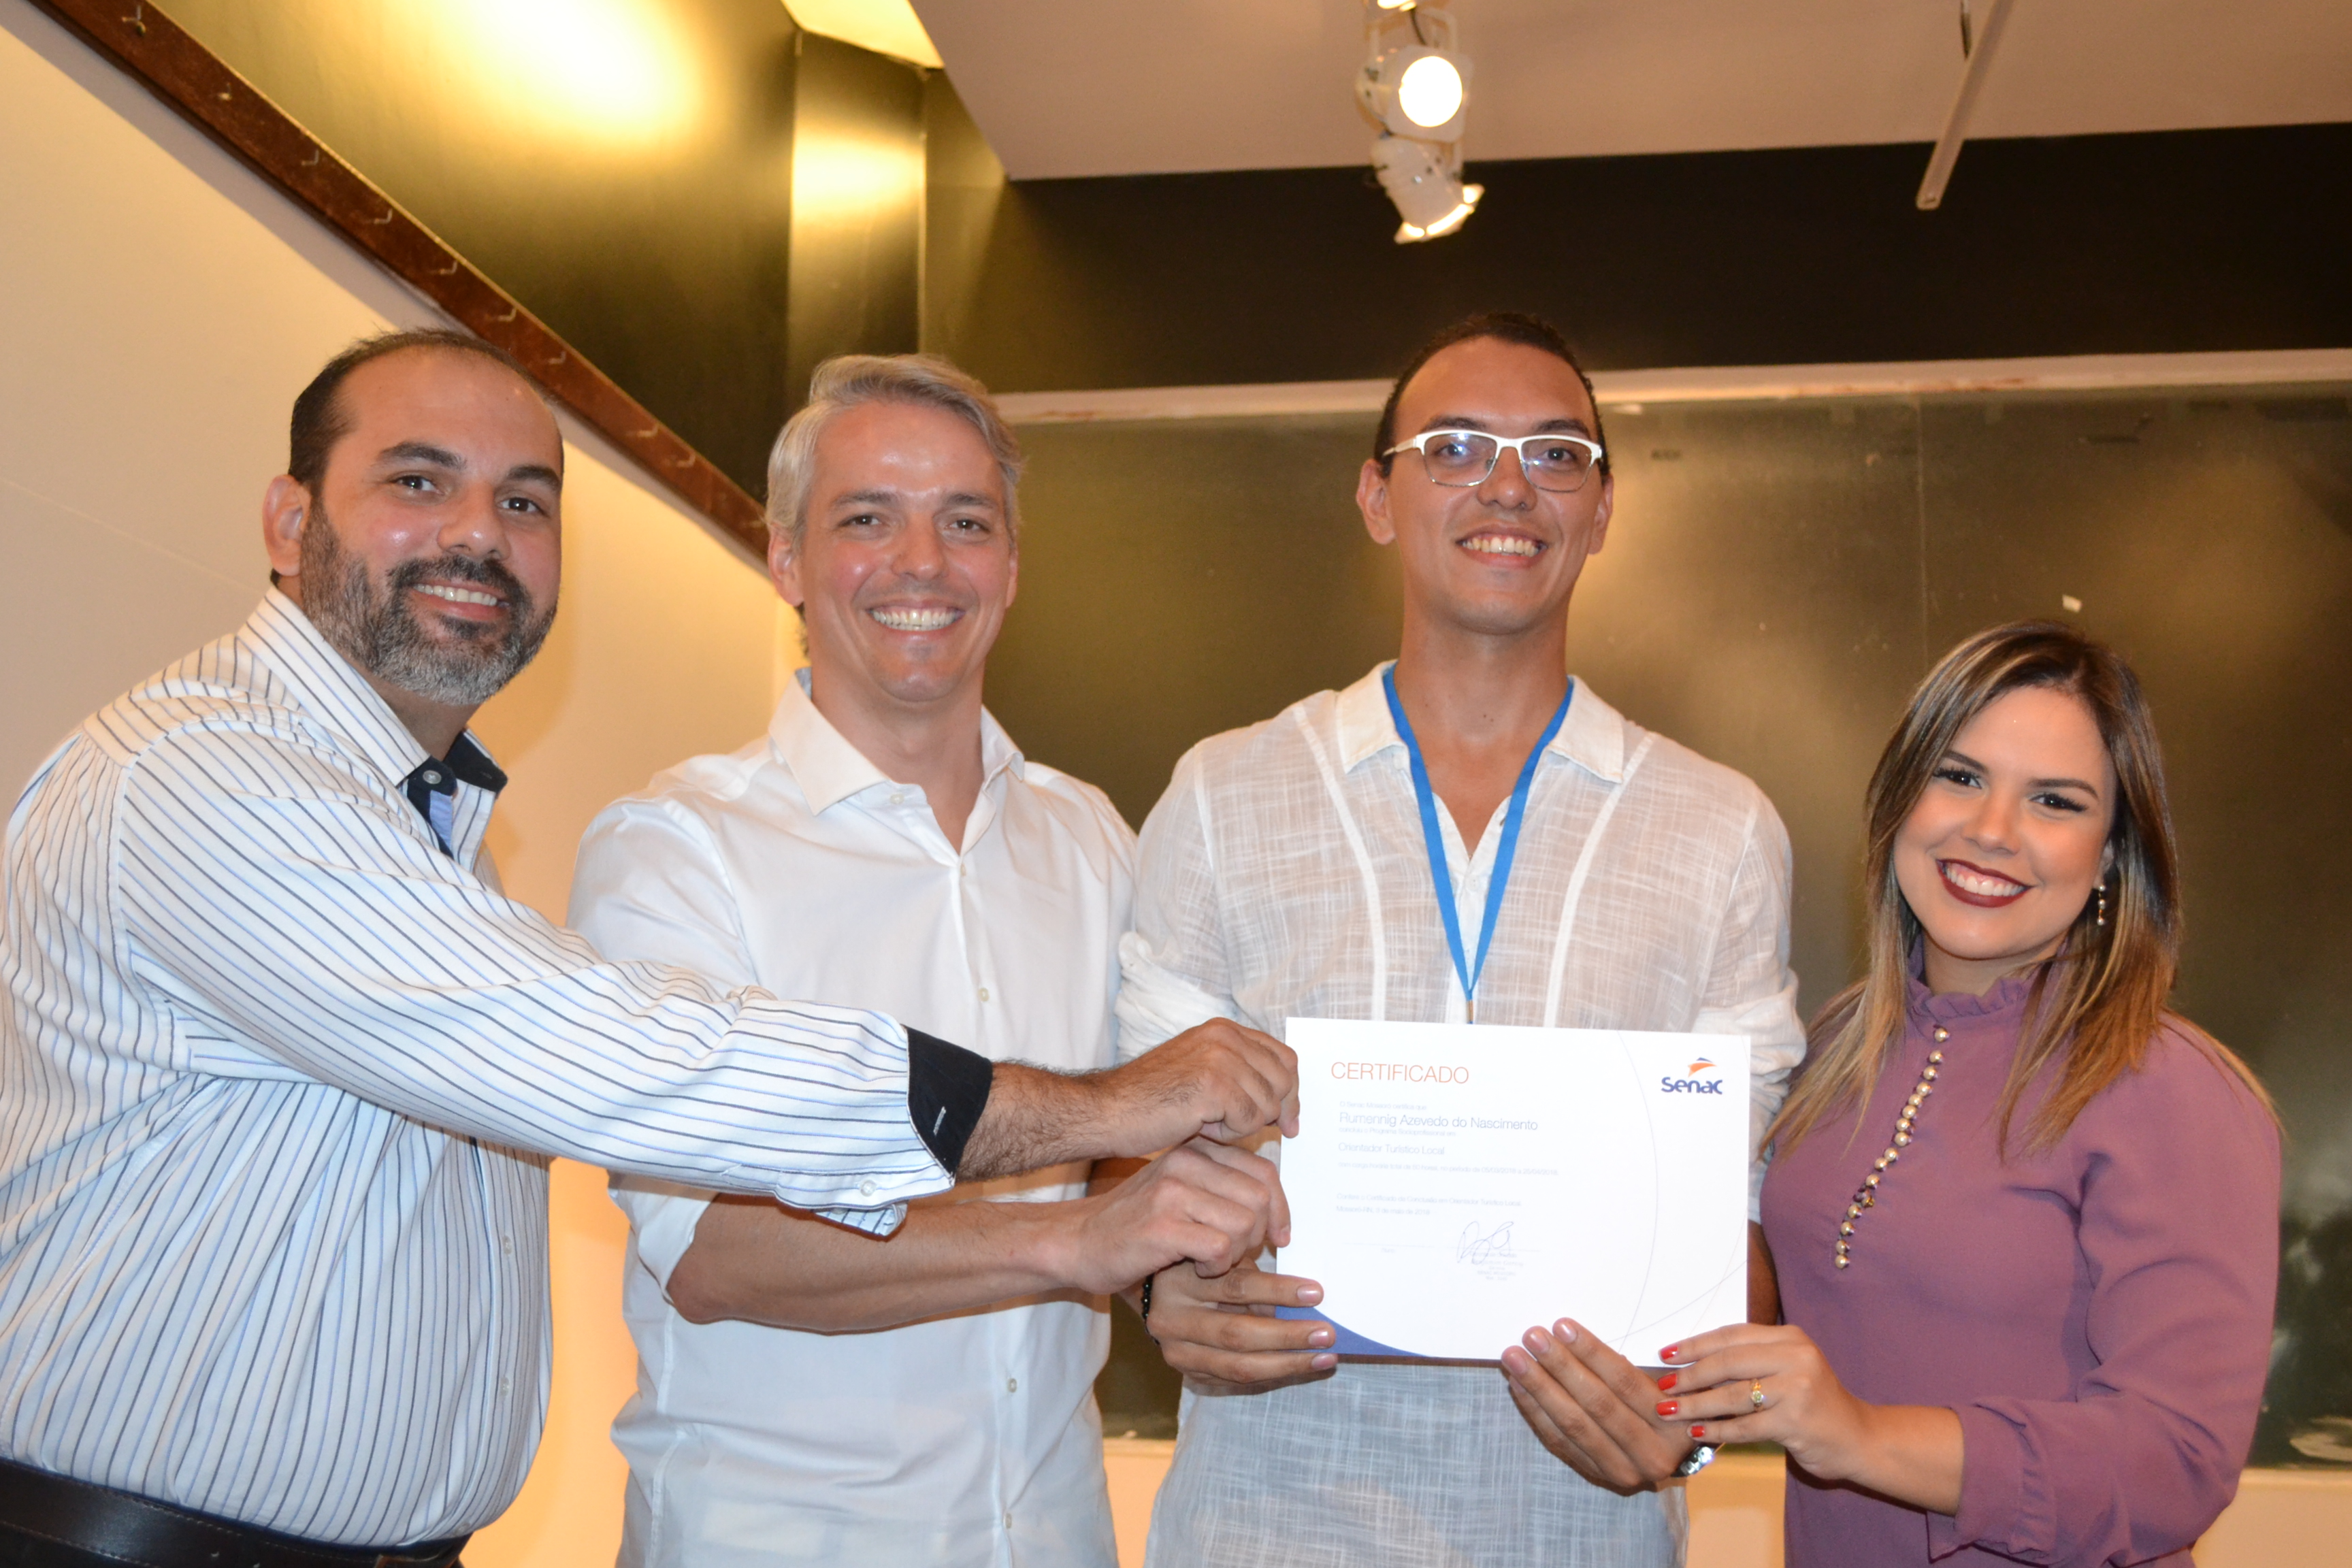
0, 594, 953, 1548
1117, 664, 1805, 1568
571, 670, 1136, 1568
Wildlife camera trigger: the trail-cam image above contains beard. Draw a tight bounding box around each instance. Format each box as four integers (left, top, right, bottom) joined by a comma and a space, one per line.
298, 503, 555, 706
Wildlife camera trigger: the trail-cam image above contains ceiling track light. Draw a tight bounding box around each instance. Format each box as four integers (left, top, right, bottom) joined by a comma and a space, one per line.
1356, 1, 1478, 244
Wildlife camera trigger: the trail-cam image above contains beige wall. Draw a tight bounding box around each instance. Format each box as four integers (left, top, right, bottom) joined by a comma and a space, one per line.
0, 5, 789, 1565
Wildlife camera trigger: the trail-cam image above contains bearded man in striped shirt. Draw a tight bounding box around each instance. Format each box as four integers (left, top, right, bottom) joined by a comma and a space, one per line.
0, 329, 1296, 1568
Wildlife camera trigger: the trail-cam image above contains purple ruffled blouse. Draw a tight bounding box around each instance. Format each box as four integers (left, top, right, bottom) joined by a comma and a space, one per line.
1759, 970, 2281, 1565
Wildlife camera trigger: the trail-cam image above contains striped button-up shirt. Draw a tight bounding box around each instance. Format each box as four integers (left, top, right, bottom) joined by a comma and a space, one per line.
0, 592, 955, 1547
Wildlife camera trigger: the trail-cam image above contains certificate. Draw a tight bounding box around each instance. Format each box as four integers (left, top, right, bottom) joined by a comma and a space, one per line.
1274, 1017, 1750, 1363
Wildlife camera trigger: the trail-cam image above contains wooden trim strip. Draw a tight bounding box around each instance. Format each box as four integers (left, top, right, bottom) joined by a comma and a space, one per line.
31, 0, 767, 555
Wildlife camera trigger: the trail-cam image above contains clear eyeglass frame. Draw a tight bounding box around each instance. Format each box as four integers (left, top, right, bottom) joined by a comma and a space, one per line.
1384, 428, 1607, 493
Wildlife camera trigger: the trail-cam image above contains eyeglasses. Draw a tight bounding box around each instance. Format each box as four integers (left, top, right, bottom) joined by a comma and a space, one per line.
1384, 429, 1606, 493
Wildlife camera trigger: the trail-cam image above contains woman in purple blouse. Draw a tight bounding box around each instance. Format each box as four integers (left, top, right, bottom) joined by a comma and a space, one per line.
1662, 621, 2281, 1565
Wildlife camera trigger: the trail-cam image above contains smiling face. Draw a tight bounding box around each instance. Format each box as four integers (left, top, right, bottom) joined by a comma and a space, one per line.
770, 398, 1015, 725
265, 346, 563, 711
1358, 335, 1613, 643
1893, 683, 2119, 995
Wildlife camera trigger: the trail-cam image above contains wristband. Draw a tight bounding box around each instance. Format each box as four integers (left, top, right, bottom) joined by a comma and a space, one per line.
1138, 1274, 1156, 1341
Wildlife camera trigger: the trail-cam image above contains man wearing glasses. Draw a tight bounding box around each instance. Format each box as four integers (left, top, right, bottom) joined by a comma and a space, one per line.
1115, 313, 1806, 1565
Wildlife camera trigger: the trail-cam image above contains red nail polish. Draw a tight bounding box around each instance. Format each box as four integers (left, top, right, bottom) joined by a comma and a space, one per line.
1657, 1372, 1678, 1392
1660, 1345, 1679, 1360
1656, 1401, 1678, 1416
1690, 1424, 1708, 1439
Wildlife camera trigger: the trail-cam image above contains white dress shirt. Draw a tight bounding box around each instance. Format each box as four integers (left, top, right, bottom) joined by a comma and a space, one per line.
0, 593, 954, 1548
571, 670, 1136, 1568
1117, 664, 1805, 1568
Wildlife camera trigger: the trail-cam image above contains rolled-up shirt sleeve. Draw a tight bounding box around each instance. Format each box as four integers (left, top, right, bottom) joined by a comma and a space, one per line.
1116, 747, 1242, 1058
1689, 788, 1806, 1221
114, 722, 955, 1228
1929, 1034, 2282, 1564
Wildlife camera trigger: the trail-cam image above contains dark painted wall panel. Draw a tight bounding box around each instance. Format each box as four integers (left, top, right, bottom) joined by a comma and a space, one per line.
152, 0, 934, 495
930, 125, 2352, 393
786, 33, 921, 409
157, 0, 804, 493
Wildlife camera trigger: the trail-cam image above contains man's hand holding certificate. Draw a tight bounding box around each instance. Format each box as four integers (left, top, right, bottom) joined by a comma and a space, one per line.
1276, 1018, 1750, 1363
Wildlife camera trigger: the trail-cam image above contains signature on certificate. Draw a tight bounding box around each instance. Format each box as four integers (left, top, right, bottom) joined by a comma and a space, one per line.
1456, 1220, 1517, 1266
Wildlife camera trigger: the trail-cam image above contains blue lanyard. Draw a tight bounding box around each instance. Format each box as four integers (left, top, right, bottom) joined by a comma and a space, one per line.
1382, 666, 1569, 1024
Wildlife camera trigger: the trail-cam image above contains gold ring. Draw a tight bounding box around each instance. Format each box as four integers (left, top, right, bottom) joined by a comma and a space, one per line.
1749, 1379, 1767, 1410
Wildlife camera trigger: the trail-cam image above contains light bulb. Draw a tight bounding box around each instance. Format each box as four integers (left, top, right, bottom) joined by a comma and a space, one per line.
1396, 56, 1463, 130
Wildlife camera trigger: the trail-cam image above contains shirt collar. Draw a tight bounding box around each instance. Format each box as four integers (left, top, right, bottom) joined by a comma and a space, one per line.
404, 734, 508, 798
1334, 659, 1630, 784
244, 589, 504, 789
768, 666, 1024, 815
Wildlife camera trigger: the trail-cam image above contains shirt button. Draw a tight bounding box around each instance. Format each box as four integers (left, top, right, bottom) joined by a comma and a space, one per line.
500, 1377, 512, 1396
889, 792, 905, 805
1006, 1376, 1018, 1393
500, 1235, 513, 1254
977, 986, 991, 1002
860, 1180, 877, 1197
1002, 1512, 1013, 1531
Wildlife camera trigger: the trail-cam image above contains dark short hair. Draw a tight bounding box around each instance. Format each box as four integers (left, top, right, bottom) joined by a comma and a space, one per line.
1372, 312, 1610, 479
287, 328, 538, 495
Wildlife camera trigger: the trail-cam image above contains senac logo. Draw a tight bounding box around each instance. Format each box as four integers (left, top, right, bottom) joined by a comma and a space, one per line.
1660, 1058, 1726, 1096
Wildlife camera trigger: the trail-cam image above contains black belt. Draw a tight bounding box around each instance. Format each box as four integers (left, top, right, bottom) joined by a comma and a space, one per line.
0, 1458, 467, 1568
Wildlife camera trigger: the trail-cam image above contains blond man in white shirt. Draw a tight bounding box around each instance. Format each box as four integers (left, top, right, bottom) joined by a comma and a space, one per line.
570, 355, 1289, 1568
1117, 313, 1807, 1566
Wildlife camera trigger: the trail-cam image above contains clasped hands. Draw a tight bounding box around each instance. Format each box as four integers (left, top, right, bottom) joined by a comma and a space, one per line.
1049, 1019, 1301, 1296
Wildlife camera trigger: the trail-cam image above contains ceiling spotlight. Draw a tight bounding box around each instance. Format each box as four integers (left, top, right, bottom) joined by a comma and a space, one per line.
1357, 1, 1477, 243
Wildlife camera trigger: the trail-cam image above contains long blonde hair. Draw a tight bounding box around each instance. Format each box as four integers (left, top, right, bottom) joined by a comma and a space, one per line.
1769, 620, 2272, 1159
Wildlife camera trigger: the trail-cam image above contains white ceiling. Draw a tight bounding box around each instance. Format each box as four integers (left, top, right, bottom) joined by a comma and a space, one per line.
912, 0, 2352, 180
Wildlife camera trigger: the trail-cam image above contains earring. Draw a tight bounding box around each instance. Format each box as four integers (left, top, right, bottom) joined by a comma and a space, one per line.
2095, 883, 2108, 928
